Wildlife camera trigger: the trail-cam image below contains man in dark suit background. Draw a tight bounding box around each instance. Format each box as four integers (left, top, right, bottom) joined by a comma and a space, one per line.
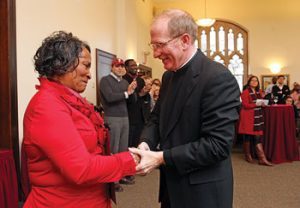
272, 75, 290, 104
129, 9, 240, 208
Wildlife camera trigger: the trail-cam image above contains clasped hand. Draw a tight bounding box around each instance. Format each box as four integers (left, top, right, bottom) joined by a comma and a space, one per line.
129, 142, 164, 175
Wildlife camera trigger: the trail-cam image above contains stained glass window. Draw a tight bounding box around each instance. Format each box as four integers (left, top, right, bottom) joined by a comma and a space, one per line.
198, 20, 248, 91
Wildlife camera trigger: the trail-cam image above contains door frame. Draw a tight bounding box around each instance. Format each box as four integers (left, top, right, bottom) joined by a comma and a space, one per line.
0, 0, 20, 189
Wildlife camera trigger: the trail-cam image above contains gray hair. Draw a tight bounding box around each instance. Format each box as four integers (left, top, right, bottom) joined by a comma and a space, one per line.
152, 9, 198, 43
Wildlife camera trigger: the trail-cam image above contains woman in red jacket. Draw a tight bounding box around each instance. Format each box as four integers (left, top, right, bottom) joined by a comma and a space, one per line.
22, 31, 138, 208
238, 75, 272, 166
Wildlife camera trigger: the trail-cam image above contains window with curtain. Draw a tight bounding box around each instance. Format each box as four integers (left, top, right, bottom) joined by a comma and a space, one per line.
197, 20, 248, 91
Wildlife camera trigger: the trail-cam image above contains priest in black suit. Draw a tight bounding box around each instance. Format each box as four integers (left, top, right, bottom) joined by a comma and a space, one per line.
129, 9, 240, 208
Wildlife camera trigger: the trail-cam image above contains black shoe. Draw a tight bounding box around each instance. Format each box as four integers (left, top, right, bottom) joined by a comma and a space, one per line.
119, 177, 135, 185
114, 183, 124, 192
126, 176, 135, 182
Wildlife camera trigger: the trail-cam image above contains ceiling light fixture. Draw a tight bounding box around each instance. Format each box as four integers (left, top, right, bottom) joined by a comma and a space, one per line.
196, 0, 215, 27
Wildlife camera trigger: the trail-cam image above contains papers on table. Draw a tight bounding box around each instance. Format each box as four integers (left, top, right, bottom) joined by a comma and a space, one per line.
256, 99, 269, 106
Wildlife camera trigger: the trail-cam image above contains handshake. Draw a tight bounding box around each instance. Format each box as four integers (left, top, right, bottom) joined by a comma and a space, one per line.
129, 142, 165, 175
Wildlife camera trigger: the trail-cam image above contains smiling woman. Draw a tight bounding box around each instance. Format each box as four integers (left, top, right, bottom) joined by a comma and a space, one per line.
33, 31, 92, 93
22, 31, 137, 208
54, 47, 92, 93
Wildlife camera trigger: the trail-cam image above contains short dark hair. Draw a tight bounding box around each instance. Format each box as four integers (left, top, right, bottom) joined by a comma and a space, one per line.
124, 59, 135, 68
34, 31, 90, 78
285, 95, 294, 104
271, 76, 277, 84
277, 75, 285, 79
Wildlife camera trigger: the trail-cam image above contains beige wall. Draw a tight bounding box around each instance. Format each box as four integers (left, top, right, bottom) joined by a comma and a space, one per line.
152, 0, 300, 87
16, 0, 300, 144
16, 0, 154, 143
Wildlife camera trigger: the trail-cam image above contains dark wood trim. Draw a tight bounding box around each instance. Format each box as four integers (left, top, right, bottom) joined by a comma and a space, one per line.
0, 0, 20, 197
0, 0, 11, 149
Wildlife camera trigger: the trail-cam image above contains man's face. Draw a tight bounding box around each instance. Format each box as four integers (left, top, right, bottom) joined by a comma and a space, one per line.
150, 19, 184, 71
278, 77, 285, 85
126, 60, 138, 75
111, 64, 126, 78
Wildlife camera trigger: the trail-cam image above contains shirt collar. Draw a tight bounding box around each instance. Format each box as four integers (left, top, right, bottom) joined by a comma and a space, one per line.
175, 48, 197, 72
110, 72, 122, 82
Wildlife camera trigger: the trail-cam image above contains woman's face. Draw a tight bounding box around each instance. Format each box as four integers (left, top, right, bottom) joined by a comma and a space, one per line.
286, 98, 293, 105
249, 77, 258, 88
57, 47, 91, 93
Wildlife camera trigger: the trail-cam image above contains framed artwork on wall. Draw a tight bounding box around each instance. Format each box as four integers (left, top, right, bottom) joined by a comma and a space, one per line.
138, 64, 152, 77
95, 49, 116, 106
261, 74, 289, 91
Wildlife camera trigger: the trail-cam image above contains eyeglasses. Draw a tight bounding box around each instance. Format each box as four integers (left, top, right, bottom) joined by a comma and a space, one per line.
148, 34, 184, 50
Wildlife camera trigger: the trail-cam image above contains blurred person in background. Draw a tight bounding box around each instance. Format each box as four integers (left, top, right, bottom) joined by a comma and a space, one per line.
264, 76, 277, 95
149, 78, 161, 111
238, 75, 273, 166
272, 75, 290, 104
290, 82, 300, 110
99, 58, 137, 190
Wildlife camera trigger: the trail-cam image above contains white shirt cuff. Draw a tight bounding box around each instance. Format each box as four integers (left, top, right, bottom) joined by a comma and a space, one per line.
124, 91, 129, 99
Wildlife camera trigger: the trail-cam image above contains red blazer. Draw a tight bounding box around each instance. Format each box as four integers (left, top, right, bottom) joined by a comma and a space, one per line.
23, 78, 135, 208
238, 89, 263, 135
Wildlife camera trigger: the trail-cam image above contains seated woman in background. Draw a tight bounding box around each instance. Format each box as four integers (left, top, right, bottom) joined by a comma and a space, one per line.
285, 96, 299, 120
238, 75, 273, 166
290, 82, 300, 110
22, 31, 138, 208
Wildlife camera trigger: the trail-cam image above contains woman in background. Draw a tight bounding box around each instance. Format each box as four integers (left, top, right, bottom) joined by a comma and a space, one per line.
149, 78, 161, 111
238, 75, 273, 166
23, 31, 137, 208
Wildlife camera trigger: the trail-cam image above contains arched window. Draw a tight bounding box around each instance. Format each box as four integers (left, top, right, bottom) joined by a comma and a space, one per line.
197, 20, 248, 91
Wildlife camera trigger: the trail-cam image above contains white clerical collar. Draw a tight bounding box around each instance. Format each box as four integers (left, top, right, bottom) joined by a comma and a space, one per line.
175, 48, 197, 71
110, 72, 122, 82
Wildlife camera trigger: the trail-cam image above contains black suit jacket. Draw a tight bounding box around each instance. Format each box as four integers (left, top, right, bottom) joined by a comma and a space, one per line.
272, 84, 290, 104
141, 50, 240, 208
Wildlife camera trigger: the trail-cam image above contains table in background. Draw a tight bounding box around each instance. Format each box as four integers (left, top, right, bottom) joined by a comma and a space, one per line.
263, 105, 300, 164
0, 149, 18, 208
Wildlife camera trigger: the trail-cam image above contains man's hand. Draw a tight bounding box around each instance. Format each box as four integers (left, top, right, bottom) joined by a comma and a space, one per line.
127, 80, 137, 95
137, 142, 150, 151
129, 148, 164, 175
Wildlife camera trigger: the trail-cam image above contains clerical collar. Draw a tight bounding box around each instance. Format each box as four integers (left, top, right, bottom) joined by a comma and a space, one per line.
110, 72, 122, 82
174, 48, 197, 72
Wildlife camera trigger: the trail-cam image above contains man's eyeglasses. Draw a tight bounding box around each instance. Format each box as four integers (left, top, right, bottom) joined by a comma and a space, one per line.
148, 34, 184, 50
